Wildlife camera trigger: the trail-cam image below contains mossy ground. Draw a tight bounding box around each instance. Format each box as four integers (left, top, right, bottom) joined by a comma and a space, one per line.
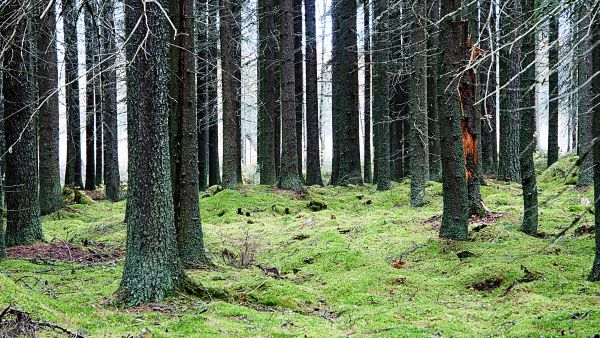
2, 157, 600, 337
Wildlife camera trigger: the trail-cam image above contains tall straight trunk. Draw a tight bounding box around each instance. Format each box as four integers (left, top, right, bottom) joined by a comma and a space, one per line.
171, 0, 209, 265
330, 0, 362, 186
438, 0, 469, 241
427, 0, 441, 182
363, 0, 372, 184
119, 0, 198, 306
589, 7, 600, 281
85, 0, 97, 191
198, 0, 209, 191
480, 0, 497, 176
0, 37, 5, 257
293, 0, 303, 179
207, 0, 221, 186
38, 0, 63, 215
410, 0, 429, 205
304, 0, 323, 186
257, 0, 278, 184
547, 15, 559, 167
373, 0, 390, 191
577, 4, 593, 187
220, 0, 242, 189
101, 0, 122, 201
498, 1, 521, 182
278, 0, 304, 192
2, 4, 44, 246
64, 0, 83, 188
519, 0, 538, 234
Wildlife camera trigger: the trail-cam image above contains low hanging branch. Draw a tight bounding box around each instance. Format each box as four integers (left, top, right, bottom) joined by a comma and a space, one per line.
0, 305, 84, 337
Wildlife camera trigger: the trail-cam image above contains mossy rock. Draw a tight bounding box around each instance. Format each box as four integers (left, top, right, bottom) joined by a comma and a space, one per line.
74, 190, 95, 205
539, 156, 579, 185
203, 185, 223, 198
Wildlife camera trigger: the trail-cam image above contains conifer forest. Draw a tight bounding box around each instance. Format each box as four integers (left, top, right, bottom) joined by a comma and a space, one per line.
1, 0, 600, 336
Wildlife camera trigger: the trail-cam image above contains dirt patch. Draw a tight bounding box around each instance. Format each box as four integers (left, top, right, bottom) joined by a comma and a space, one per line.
424, 212, 505, 231
80, 190, 105, 201
7, 241, 123, 265
0, 306, 83, 337
471, 278, 503, 291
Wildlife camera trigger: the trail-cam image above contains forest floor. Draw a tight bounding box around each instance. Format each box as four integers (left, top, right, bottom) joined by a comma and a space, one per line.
2, 156, 600, 337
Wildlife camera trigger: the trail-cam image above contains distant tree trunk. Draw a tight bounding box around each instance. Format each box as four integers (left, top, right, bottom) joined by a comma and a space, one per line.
480, 0, 497, 176
85, 1, 98, 191
207, 0, 221, 186
3, 4, 44, 246
277, 0, 304, 192
101, 0, 122, 201
220, 0, 242, 189
119, 0, 198, 306
547, 14, 559, 167
498, 2, 521, 182
64, 0, 83, 188
438, 0, 469, 241
304, 0, 323, 186
293, 0, 303, 180
363, 0, 372, 183
257, 0, 278, 184
589, 8, 600, 281
577, 4, 593, 187
519, 0, 538, 234
198, 0, 209, 191
410, 0, 429, 205
427, 0, 441, 182
38, 0, 63, 215
373, 0, 390, 191
330, 0, 362, 186
0, 38, 5, 257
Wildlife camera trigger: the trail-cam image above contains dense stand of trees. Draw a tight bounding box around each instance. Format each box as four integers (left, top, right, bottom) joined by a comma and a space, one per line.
0, 0, 599, 304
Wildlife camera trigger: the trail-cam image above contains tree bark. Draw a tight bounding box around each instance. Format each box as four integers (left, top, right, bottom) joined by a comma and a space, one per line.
427, 0, 442, 182
293, 0, 303, 180
207, 0, 221, 186
589, 6, 600, 281
373, 0, 390, 191
363, 0, 372, 184
547, 14, 559, 168
479, 0, 497, 176
198, 0, 209, 191
577, 4, 593, 187
85, 0, 98, 191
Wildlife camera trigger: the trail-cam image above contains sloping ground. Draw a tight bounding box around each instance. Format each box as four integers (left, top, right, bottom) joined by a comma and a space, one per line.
1, 160, 600, 337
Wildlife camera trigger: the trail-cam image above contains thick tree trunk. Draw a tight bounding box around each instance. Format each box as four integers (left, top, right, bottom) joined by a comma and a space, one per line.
304, 0, 323, 186
589, 8, 600, 281
363, 0, 372, 184
277, 0, 304, 192
438, 0, 469, 241
373, 0, 390, 191
427, 0, 441, 182
293, 0, 303, 180
119, 0, 198, 306
410, 0, 429, 205
547, 15, 559, 168
64, 0, 83, 188
198, 0, 209, 191
101, 0, 122, 201
577, 4, 593, 187
330, 0, 362, 186
37, 0, 63, 215
85, 1, 97, 191
207, 0, 221, 186
3, 4, 44, 246
220, 0, 242, 189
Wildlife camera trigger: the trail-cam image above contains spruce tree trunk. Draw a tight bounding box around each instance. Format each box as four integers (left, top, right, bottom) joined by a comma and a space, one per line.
37, 0, 63, 215
64, 0, 83, 188
119, 0, 198, 306
498, 2, 521, 182
277, 0, 305, 192
519, 0, 538, 234
373, 0, 390, 191
330, 0, 362, 186
438, 0, 469, 241
171, 0, 210, 265
257, 0, 278, 185
363, 0, 372, 184
589, 7, 600, 281
198, 0, 209, 191
85, 1, 98, 191
0, 39, 5, 257
577, 4, 593, 187
3, 4, 44, 246
101, 0, 122, 201
410, 0, 429, 205
480, 0, 497, 176
547, 14, 559, 168
304, 0, 323, 186
427, 0, 441, 182
293, 0, 303, 180
207, 0, 221, 186
220, 0, 242, 189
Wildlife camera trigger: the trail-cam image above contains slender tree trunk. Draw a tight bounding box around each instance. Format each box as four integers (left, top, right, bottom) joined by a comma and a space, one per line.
577, 4, 593, 187
101, 0, 122, 201
198, 0, 209, 191
85, 0, 97, 191
363, 0, 372, 183
547, 14, 559, 167
207, 0, 221, 186
3, 3, 44, 246
330, 0, 362, 186
373, 0, 390, 191
278, 0, 304, 192
438, 0, 469, 241
304, 0, 323, 186
589, 7, 600, 281
220, 0, 242, 189
293, 0, 303, 180
38, 0, 63, 215
480, 0, 497, 176
427, 0, 441, 182
119, 0, 199, 306
64, 0, 83, 188
0, 37, 5, 257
